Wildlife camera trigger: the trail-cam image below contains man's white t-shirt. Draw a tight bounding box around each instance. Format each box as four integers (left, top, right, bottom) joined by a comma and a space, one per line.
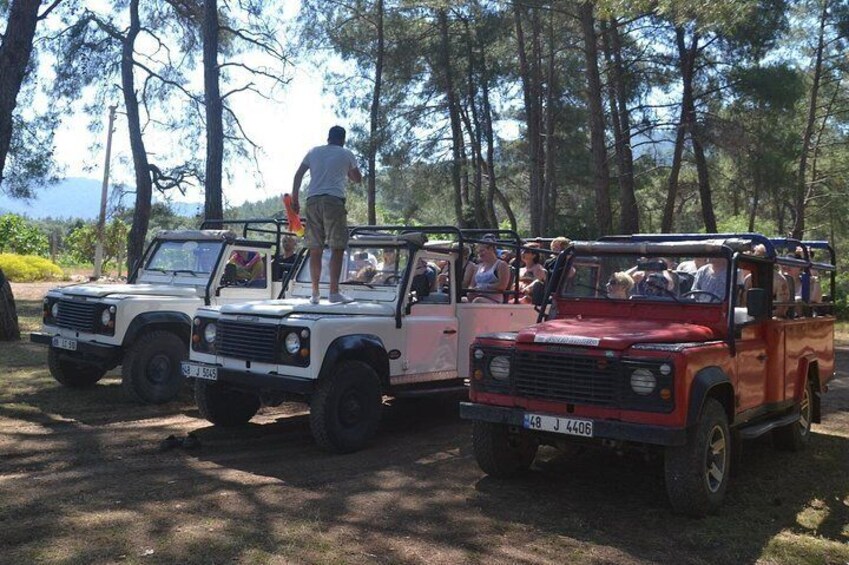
302, 144, 358, 200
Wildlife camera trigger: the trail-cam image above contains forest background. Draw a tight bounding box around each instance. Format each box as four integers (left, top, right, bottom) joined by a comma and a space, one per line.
1, 0, 848, 303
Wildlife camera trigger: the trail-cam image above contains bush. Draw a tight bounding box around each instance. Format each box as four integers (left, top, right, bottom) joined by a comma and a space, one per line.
0, 254, 64, 282
0, 214, 49, 256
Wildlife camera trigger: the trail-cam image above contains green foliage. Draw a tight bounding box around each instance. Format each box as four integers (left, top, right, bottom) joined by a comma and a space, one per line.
834, 271, 849, 319
64, 219, 129, 265
0, 214, 49, 256
0, 253, 63, 282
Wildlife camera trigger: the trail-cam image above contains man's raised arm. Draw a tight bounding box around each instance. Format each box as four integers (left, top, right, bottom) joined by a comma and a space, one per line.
291, 162, 309, 213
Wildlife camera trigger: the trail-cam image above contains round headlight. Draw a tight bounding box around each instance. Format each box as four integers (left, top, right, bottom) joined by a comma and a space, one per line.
284, 332, 301, 354
203, 323, 217, 343
630, 368, 657, 395
51, 303, 59, 319
489, 355, 511, 381
100, 308, 113, 326
473, 348, 485, 360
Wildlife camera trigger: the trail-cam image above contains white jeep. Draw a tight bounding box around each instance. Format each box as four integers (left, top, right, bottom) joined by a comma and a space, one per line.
31, 220, 298, 404
182, 228, 540, 453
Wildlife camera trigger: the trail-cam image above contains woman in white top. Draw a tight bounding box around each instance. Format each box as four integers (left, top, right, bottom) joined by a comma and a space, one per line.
470, 237, 510, 303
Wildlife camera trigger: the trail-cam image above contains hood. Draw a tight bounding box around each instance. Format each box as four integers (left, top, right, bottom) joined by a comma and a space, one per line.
518, 316, 716, 351
219, 298, 396, 318
58, 283, 200, 299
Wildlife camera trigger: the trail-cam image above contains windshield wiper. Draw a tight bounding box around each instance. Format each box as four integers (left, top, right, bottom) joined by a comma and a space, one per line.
170, 269, 201, 276
341, 280, 375, 289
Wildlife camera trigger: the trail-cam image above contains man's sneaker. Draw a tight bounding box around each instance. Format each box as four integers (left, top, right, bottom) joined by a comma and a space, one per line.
309, 294, 320, 305
328, 292, 355, 304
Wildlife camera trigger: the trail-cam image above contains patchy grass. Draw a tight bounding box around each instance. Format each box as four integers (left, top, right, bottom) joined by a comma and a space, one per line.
1, 291, 847, 564
835, 321, 849, 344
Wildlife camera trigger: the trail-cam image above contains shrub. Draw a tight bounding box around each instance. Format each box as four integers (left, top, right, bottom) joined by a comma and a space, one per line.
0, 254, 64, 282
0, 214, 49, 256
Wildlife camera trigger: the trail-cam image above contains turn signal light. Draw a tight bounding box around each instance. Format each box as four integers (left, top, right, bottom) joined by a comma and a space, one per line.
660, 388, 671, 400
192, 334, 200, 343
300, 348, 309, 357
473, 369, 483, 381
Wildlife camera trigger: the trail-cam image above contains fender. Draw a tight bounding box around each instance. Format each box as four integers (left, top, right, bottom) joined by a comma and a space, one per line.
686, 366, 734, 427
796, 354, 819, 394
123, 311, 192, 346
319, 334, 390, 388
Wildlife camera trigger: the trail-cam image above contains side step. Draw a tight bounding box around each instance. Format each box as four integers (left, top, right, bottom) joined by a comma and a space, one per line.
737, 412, 800, 440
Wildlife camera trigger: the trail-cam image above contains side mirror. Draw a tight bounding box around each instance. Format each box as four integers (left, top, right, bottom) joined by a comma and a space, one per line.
746, 288, 768, 319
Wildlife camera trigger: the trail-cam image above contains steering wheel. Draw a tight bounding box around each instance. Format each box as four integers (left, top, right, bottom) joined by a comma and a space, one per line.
383, 274, 401, 285
682, 290, 722, 303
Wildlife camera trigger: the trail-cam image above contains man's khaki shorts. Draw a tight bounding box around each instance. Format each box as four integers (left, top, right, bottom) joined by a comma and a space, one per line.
305, 195, 348, 249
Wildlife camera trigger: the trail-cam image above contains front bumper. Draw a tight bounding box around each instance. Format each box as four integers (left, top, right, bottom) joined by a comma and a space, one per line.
182, 361, 316, 396
459, 402, 687, 447
30, 332, 123, 366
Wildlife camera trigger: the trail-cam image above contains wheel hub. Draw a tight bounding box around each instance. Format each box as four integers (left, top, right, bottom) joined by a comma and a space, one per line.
147, 353, 172, 384
339, 390, 364, 428
704, 425, 727, 494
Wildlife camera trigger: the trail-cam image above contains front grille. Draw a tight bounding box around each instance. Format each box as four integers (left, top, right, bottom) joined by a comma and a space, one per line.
216, 320, 278, 363
56, 300, 98, 332
513, 350, 617, 406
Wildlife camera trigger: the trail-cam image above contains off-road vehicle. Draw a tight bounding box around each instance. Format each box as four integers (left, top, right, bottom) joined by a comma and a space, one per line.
31, 219, 299, 404
182, 227, 541, 453
461, 233, 836, 516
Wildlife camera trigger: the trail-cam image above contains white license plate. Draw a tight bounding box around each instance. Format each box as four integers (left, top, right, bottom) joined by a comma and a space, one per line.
52, 336, 77, 351
181, 362, 218, 381
523, 413, 593, 437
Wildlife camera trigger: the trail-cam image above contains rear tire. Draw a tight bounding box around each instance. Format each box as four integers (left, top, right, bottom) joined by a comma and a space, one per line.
773, 381, 814, 451
195, 380, 260, 426
664, 398, 730, 517
472, 421, 538, 478
47, 347, 106, 388
309, 360, 382, 454
121, 330, 187, 404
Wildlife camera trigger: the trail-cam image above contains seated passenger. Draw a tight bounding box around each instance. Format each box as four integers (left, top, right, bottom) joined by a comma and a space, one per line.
544, 236, 571, 271
518, 243, 546, 304
228, 250, 264, 282
470, 235, 510, 303
372, 248, 399, 283
605, 271, 634, 299
677, 257, 707, 274
691, 258, 728, 302
410, 258, 436, 298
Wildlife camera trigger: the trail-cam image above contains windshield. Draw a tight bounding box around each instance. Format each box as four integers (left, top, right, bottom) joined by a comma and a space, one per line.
145, 240, 223, 275
560, 253, 730, 304
296, 246, 409, 287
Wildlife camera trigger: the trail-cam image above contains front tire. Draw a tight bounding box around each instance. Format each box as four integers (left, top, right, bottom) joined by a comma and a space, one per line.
309, 360, 382, 454
195, 379, 260, 426
121, 330, 187, 404
773, 381, 814, 451
665, 398, 730, 517
47, 347, 106, 388
472, 421, 538, 478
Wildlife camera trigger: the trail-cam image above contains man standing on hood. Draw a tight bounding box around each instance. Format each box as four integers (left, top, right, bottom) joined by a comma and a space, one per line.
291, 125, 362, 304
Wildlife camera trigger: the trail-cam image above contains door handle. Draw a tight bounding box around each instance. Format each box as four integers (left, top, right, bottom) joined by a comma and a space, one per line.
443, 328, 457, 335
756, 353, 767, 362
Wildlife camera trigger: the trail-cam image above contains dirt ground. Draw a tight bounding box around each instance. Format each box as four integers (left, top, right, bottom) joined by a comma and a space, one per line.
1, 296, 847, 564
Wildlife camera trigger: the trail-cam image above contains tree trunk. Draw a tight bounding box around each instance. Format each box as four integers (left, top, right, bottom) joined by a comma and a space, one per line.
366, 0, 384, 226
203, 0, 224, 221
479, 42, 499, 228
437, 9, 466, 227
514, 4, 544, 235
462, 18, 486, 228
124, 0, 154, 271
543, 9, 557, 233
0, 268, 20, 341
794, 1, 828, 239
603, 19, 638, 234
578, 1, 612, 236
0, 0, 42, 188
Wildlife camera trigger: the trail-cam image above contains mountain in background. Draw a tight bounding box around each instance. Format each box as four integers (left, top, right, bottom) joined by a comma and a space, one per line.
0, 177, 202, 219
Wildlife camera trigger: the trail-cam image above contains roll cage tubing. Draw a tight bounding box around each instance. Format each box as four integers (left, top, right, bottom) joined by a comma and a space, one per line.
347, 226, 560, 328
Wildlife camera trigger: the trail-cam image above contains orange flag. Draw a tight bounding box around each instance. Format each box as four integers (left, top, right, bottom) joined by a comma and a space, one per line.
283, 193, 305, 237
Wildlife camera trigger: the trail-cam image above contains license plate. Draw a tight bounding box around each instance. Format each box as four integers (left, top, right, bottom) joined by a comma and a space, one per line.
523, 413, 593, 437
52, 336, 77, 351
181, 362, 218, 381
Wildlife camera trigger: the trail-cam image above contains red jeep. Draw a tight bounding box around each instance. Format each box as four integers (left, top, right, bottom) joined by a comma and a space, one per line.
460, 234, 836, 516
